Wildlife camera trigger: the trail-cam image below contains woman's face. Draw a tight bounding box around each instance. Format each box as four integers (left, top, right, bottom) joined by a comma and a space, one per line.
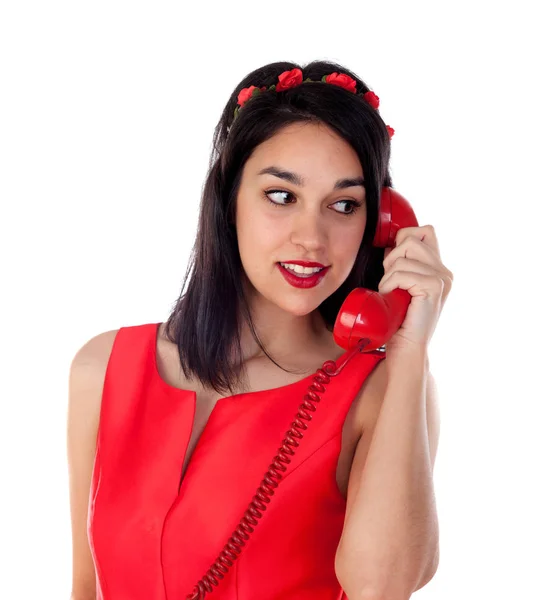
235, 121, 367, 317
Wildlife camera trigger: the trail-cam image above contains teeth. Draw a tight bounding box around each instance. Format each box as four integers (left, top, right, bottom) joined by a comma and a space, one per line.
280, 263, 324, 275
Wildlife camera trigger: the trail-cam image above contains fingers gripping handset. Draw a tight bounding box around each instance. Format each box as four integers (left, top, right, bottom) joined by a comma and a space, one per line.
333, 187, 419, 352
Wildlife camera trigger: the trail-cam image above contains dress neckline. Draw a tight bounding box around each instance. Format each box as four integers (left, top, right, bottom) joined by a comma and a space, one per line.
150, 321, 352, 401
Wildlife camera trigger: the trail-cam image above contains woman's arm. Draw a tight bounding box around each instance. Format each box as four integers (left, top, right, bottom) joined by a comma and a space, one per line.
335, 349, 440, 600
67, 329, 117, 600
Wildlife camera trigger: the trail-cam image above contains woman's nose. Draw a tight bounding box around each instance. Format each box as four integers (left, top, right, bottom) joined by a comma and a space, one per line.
289, 207, 327, 250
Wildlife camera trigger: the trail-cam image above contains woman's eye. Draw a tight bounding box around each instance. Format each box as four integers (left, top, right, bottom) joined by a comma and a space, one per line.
264, 190, 293, 205
263, 190, 362, 216
333, 200, 362, 215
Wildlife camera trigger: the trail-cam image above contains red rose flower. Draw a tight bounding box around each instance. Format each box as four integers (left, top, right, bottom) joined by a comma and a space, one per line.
363, 91, 380, 109
237, 85, 259, 107
386, 125, 395, 139
325, 72, 357, 93
275, 68, 303, 92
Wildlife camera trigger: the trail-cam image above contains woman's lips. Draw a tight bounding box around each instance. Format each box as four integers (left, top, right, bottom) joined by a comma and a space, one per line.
276, 262, 330, 289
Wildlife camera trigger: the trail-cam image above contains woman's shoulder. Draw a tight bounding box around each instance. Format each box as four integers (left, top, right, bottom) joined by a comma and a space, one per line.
71, 327, 121, 375
69, 328, 121, 421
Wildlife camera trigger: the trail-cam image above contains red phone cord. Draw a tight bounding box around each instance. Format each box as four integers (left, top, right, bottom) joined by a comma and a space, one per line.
184, 337, 371, 599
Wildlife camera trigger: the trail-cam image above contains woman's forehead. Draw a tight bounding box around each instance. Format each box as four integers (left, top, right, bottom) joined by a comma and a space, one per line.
245, 127, 364, 183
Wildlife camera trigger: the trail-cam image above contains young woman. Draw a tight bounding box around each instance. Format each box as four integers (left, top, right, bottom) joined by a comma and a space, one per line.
67, 60, 453, 600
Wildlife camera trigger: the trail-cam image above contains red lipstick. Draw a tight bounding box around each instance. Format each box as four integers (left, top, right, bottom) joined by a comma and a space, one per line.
277, 262, 330, 289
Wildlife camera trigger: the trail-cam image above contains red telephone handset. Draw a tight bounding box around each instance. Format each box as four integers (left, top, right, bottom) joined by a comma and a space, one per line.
333, 187, 419, 352
186, 188, 419, 599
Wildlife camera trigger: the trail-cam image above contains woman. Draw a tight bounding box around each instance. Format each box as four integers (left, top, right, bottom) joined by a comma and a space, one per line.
67, 60, 453, 600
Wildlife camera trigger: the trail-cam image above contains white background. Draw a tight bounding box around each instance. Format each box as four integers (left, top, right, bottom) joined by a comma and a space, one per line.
1, 1, 540, 598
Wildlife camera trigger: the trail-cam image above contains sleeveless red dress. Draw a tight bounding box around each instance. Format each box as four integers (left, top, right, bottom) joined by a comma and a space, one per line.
87, 322, 386, 599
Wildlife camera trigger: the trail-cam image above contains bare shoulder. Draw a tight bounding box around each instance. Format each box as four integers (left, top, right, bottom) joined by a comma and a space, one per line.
68, 328, 120, 429
71, 327, 120, 373
67, 327, 120, 598
68, 327, 121, 440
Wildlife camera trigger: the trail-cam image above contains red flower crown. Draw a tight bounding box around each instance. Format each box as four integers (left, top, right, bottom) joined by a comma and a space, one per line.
231, 68, 395, 139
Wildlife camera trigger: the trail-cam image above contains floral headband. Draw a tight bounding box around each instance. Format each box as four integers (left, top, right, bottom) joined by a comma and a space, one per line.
230, 67, 395, 139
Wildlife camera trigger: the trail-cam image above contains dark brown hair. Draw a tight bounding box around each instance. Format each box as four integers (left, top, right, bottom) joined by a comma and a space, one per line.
164, 59, 392, 395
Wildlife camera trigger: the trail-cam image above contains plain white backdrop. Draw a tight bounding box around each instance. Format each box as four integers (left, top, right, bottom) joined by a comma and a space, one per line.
1, 1, 540, 598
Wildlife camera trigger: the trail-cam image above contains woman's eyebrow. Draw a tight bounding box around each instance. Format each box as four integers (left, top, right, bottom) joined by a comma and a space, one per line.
257, 166, 365, 190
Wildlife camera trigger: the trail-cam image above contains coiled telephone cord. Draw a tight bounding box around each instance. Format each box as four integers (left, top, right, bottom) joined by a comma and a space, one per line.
185, 337, 371, 599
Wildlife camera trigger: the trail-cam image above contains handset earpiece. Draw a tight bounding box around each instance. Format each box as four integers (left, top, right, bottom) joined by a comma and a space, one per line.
333, 187, 419, 351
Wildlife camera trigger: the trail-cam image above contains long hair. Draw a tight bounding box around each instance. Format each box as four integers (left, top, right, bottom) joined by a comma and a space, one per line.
163, 59, 392, 395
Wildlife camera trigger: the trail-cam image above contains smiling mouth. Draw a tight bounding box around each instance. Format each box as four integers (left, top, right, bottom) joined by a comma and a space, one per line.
276, 262, 330, 288
278, 262, 325, 276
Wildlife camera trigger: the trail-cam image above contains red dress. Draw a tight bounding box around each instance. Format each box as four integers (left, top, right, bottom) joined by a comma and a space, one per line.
87, 322, 386, 599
